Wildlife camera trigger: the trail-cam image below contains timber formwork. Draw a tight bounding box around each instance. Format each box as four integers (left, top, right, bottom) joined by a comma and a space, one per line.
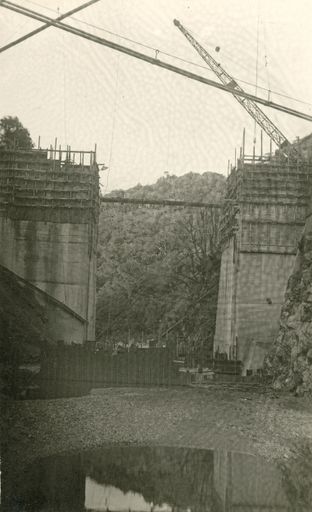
0, 147, 99, 223
219, 157, 308, 252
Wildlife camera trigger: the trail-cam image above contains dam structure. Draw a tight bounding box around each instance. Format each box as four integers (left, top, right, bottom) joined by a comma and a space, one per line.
214, 148, 310, 374
0, 146, 99, 344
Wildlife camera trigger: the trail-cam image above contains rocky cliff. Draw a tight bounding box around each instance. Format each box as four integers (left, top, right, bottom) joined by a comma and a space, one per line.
264, 224, 312, 395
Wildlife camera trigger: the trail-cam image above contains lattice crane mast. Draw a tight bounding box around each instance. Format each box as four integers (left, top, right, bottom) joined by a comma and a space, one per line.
173, 19, 290, 151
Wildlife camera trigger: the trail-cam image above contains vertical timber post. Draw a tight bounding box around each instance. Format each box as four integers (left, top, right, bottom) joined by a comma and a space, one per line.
242, 128, 246, 168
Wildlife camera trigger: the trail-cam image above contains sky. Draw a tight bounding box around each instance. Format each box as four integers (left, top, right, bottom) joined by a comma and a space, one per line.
1, 0, 312, 192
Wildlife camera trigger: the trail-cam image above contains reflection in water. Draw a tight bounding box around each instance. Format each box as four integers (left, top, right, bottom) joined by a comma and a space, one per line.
84, 446, 215, 511
85, 480, 172, 512
1, 445, 311, 511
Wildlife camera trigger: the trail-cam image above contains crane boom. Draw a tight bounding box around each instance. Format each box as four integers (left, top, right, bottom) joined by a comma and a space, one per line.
173, 19, 290, 149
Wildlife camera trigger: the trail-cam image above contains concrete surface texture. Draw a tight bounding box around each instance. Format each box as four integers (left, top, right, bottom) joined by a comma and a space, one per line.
214, 156, 309, 373
0, 148, 99, 343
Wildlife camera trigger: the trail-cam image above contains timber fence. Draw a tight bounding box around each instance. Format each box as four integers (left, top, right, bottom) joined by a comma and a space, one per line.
38, 346, 190, 397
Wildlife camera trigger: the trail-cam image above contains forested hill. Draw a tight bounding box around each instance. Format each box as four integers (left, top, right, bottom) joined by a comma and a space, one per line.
105, 171, 225, 202
96, 171, 226, 361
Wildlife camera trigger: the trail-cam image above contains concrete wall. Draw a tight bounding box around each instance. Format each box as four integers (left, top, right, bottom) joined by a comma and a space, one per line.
236, 252, 295, 372
0, 218, 93, 318
0, 148, 99, 343
214, 238, 237, 358
2, 265, 86, 343
214, 241, 296, 372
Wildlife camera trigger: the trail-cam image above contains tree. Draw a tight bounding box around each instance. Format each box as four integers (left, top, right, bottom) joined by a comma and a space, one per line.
0, 116, 34, 149
96, 172, 226, 360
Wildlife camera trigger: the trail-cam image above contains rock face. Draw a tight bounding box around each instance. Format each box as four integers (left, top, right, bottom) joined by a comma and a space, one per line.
264, 229, 312, 395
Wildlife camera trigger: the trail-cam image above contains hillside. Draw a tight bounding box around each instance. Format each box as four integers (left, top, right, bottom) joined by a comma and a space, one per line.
107, 171, 224, 202
96, 171, 226, 362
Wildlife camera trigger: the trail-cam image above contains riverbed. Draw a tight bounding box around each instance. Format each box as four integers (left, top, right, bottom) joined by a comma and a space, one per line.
4, 385, 312, 466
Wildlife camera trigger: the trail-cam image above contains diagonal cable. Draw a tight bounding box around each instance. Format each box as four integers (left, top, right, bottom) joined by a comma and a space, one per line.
0, 0, 100, 54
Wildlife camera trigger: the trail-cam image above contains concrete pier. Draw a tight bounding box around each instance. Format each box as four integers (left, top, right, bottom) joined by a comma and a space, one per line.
0, 147, 99, 343
214, 156, 309, 373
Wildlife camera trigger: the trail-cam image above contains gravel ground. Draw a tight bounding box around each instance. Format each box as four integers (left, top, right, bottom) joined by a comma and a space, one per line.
4, 384, 312, 467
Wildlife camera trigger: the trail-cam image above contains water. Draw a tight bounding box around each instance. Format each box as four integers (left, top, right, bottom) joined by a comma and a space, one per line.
1, 445, 311, 511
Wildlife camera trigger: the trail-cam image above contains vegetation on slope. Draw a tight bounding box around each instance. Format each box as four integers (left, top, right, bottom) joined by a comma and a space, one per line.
265, 231, 312, 395
96, 171, 225, 362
